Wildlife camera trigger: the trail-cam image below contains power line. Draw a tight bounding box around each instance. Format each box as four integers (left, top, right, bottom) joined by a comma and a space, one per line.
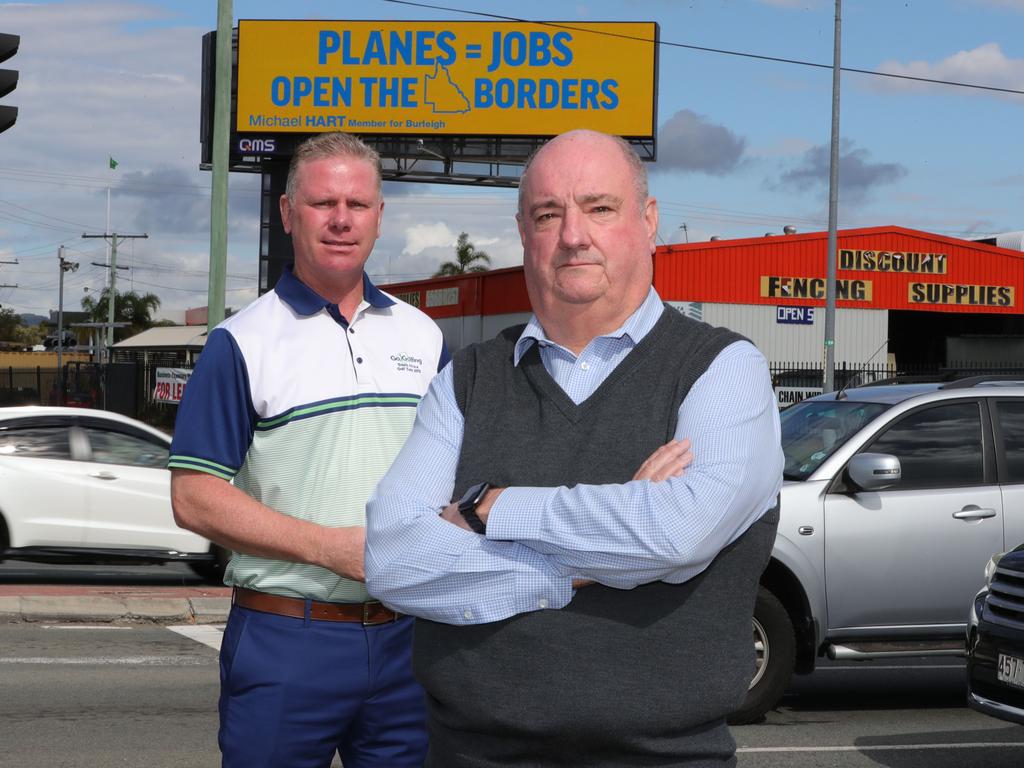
0, 199, 96, 230
382, 0, 1024, 96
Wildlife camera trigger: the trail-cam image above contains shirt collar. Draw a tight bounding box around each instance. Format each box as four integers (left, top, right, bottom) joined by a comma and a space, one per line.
513, 287, 664, 365
274, 264, 395, 317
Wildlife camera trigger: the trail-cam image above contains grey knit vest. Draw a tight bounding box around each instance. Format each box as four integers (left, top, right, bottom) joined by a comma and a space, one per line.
414, 306, 779, 767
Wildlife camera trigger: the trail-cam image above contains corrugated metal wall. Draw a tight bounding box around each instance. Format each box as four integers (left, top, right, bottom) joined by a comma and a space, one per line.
666, 302, 888, 365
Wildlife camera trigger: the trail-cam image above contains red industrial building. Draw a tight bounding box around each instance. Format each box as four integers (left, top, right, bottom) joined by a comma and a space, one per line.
382, 225, 1024, 375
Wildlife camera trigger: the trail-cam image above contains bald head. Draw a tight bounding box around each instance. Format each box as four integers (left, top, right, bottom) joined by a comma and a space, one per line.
517, 130, 649, 217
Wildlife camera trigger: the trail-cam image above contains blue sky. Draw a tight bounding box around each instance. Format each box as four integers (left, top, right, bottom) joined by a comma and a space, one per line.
1, 0, 1022, 318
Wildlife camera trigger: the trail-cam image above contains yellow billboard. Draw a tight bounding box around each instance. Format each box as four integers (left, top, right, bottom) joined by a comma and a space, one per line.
236, 20, 658, 137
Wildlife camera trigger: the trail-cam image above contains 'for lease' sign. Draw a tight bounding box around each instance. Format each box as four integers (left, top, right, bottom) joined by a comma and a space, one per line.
153, 368, 191, 404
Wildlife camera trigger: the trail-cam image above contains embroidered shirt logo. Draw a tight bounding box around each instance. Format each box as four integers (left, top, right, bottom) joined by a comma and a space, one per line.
391, 353, 423, 374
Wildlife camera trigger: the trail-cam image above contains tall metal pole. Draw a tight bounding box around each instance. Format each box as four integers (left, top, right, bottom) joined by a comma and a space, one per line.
57, 247, 79, 404
107, 235, 118, 353
207, 0, 232, 328
823, 0, 842, 392
106, 186, 112, 290
57, 246, 66, 398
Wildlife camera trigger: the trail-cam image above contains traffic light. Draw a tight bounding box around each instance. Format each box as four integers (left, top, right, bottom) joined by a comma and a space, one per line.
0, 33, 19, 134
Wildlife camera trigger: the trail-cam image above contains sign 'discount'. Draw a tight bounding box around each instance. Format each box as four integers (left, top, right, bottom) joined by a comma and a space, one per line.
236, 20, 658, 137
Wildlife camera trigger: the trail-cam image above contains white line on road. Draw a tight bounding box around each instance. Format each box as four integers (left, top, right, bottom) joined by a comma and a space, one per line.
738, 743, 1024, 753
168, 624, 224, 651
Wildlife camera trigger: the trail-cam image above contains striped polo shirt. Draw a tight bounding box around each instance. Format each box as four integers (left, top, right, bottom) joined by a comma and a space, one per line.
169, 266, 447, 602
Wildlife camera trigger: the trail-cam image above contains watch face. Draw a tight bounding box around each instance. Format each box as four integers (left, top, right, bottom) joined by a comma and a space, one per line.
460, 481, 488, 508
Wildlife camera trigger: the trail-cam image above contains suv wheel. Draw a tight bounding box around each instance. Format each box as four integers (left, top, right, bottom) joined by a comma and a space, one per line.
729, 587, 796, 724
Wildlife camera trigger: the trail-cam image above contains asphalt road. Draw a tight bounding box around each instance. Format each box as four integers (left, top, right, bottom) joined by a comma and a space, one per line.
2, 620, 1022, 768
3, 562, 1023, 766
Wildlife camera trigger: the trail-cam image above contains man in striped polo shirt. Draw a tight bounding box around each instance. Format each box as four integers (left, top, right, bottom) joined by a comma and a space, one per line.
169, 132, 446, 767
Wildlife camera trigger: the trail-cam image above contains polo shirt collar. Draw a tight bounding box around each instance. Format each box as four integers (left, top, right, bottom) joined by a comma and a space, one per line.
513, 286, 664, 366
274, 264, 395, 317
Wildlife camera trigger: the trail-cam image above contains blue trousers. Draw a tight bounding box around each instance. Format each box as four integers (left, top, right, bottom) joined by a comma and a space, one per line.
218, 604, 428, 768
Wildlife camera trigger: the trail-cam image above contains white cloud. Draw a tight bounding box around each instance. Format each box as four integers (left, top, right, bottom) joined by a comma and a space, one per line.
401, 222, 458, 257
875, 42, 1024, 98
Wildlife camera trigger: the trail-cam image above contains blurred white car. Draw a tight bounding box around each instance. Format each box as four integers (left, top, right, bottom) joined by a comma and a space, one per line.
0, 406, 227, 579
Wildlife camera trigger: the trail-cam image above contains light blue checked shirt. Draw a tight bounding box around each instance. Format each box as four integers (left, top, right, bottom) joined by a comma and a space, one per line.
365, 288, 783, 625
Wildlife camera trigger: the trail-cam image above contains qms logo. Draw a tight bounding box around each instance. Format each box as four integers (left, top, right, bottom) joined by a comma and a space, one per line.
238, 138, 276, 153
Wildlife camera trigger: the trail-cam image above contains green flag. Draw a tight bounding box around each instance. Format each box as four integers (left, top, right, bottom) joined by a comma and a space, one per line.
109, 156, 118, 170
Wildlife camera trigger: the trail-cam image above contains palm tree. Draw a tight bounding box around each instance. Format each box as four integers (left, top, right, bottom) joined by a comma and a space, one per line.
434, 232, 491, 276
82, 289, 162, 342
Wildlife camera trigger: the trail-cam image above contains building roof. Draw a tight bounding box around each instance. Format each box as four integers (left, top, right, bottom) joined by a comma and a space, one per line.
111, 325, 209, 349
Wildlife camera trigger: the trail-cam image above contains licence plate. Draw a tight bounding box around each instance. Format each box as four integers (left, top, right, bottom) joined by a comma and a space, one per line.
997, 653, 1024, 689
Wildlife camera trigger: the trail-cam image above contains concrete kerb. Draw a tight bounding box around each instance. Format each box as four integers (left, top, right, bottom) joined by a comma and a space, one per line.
0, 595, 231, 624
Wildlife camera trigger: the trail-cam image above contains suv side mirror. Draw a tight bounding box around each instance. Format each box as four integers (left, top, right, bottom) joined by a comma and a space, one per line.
847, 452, 901, 491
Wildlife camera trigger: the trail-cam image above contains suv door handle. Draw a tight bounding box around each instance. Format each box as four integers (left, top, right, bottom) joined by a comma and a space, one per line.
89, 471, 118, 481
952, 505, 997, 521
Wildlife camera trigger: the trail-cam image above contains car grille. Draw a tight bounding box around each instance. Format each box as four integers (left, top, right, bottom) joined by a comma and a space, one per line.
984, 566, 1024, 630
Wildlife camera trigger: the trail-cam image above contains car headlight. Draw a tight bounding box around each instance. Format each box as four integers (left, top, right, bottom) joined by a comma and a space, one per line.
984, 552, 1006, 586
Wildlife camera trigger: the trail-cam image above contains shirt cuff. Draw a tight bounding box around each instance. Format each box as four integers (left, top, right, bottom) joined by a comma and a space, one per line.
486, 486, 556, 543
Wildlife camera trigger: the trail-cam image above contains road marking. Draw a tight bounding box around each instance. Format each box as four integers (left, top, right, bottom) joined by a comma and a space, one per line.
0, 655, 211, 665
40, 624, 134, 630
168, 624, 224, 651
738, 743, 1024, 753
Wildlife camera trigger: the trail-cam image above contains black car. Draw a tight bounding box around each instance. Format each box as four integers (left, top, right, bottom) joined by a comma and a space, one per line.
967, 542, 1024, 725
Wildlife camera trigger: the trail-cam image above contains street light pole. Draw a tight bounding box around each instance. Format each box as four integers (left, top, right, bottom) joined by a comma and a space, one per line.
57, 246, 79, 404
823, 0, 842, 393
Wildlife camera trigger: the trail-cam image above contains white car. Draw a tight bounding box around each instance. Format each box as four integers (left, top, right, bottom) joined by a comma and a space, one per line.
0, 406, 227, 579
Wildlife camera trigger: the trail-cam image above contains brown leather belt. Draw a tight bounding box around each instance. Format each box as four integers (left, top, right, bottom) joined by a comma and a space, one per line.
232, 587, 401, 625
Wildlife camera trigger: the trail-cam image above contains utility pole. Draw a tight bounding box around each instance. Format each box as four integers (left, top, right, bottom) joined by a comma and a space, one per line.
57, 245, 79, 403
83, 231, 147, 358
823, 0, 842, 393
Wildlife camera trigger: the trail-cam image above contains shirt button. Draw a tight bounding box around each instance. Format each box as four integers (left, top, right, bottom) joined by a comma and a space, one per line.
349, 327, 355, 334
580, 361, 590, 371
356, 357, 363, 364
539, 598, 549, 609
463, 609, 473, 620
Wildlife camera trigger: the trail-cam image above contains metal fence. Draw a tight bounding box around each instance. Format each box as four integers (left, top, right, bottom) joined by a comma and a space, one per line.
8, 360, 1024, 424
770, 361, 1024, 389
0, 361, 181, 430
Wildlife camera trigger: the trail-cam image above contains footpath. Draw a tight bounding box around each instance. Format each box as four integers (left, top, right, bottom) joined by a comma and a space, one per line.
0, 583, 232, 624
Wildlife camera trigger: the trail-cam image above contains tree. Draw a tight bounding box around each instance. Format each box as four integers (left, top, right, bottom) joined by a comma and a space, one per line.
12, 324, 44, 347
82, 289, 162, 342
434, 232, 491, 277
0, 307, 20, 340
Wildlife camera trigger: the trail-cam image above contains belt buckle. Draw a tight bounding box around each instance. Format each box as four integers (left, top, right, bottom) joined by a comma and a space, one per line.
362, 601, 390, 626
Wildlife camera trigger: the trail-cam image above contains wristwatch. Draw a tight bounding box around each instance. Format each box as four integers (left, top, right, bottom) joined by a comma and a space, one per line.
457, 481, 491, 534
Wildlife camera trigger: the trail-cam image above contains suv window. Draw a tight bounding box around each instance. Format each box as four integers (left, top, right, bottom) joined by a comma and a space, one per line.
995, 400, 1024, 483
82, 427, 169, 468
0, 426, 72, 460
866, 401, 984, 489
781, 400, 890, 480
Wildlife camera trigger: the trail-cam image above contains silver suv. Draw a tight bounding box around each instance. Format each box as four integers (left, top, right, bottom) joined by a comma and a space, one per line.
736, 377, 1024, 723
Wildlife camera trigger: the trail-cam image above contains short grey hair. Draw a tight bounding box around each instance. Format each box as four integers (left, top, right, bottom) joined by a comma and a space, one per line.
285, 132, 383, 203
517, 130, 649, 216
